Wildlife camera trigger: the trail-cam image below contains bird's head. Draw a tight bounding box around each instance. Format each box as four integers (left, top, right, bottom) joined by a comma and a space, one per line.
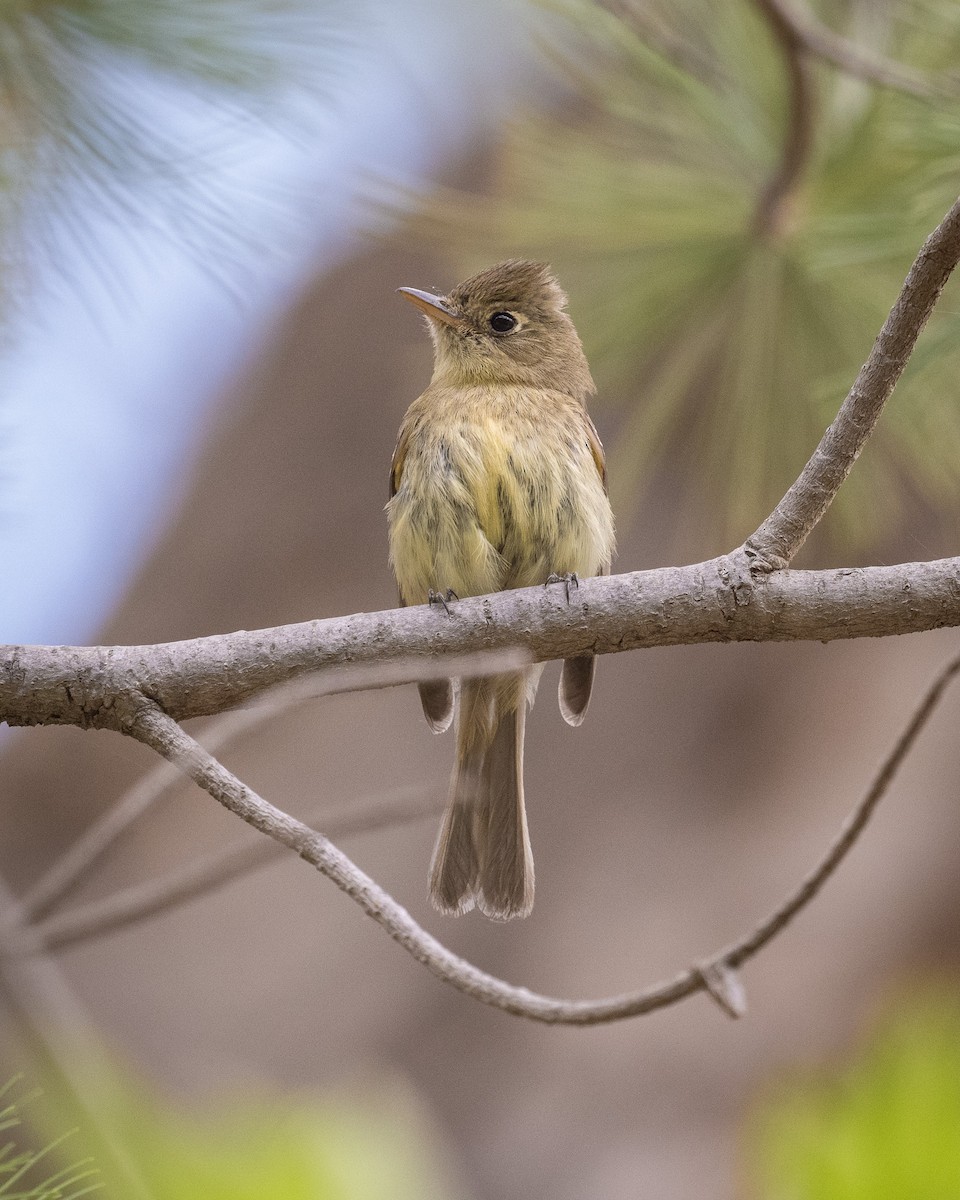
399, 260, 594, 398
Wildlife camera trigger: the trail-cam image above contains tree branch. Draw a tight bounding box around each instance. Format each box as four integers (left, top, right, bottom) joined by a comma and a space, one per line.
2, 558, 958, 732
722, 651, 960, 967
745, 193, 960, 569
2, 195, 959, 1024
16, 659, 483, 922
4, 198, 959, 733
92, 654, 956, 1025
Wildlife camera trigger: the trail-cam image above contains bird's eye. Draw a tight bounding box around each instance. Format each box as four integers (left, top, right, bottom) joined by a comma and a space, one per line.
489, 311, 517, 334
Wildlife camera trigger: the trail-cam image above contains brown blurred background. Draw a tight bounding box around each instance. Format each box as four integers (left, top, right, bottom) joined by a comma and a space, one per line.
3, 228, 960, 1197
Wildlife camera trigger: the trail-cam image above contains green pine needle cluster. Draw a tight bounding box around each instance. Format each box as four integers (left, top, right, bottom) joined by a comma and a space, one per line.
2, 1063, 457, 1200
0, 1079, 98, 1200
0, 0, 341, 302
403, 0, 960, 555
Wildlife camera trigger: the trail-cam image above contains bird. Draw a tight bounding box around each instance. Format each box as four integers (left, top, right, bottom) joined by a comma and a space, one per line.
387, 260, 615, 920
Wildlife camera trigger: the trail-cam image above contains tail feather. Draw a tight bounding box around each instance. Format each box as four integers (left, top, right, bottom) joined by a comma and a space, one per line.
476, 704, 533, 920
428, 753, 482, 915
418, 679, 454, 733
559, 654, 596, 726
428, 674, 534, 920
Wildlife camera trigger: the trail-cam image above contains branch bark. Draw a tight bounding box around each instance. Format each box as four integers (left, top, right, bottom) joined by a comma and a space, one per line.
15, 659, 485, 922
2, 558, 958, 731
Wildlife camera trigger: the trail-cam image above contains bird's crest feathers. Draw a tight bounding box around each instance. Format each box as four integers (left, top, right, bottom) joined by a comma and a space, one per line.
450, 259, 568, 317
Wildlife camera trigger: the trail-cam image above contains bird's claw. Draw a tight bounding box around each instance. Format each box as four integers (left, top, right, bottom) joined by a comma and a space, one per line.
545, 572, 580, 603
428, 588, 459, 615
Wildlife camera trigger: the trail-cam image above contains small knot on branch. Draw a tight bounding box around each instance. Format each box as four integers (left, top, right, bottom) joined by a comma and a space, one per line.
698, 959, 748, 1019
739, 539, 789, 577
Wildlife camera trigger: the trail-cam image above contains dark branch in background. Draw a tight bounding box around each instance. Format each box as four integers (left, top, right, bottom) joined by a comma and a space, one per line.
752, 0, 815, 239
761, 0, 950, 99
746, 194, 960, 569
17, 756, 186, 924
114, 658, 958, 1025
3, 788, 441, 956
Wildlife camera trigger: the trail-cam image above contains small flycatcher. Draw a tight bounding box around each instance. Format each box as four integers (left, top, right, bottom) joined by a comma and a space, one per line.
388, 260, 615, 920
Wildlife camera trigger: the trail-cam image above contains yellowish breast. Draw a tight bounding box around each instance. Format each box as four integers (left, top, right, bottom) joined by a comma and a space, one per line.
388, 384, 615, 604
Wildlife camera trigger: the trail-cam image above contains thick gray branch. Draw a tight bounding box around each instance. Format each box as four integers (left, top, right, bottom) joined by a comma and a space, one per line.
2, 557, 958, 731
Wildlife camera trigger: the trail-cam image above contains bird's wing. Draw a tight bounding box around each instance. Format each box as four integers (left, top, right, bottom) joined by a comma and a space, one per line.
389, 421, 411, 499
584, 412, 608, 493
559, 410, 610, 727
389, 416, 455, 732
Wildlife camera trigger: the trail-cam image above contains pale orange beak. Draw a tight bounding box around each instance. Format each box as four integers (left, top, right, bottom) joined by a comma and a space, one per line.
397, 286, 463, 328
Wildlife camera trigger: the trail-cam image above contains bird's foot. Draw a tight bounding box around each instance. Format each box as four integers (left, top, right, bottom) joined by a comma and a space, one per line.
428, 588, 459, 615
545, 572, 580, 603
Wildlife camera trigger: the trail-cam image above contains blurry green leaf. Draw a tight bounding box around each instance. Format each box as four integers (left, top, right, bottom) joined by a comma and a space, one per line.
102, 1077, 457, 1200
27, 1061, 460, 1200
403, 0, 960, 554
747, 989, 960, 1199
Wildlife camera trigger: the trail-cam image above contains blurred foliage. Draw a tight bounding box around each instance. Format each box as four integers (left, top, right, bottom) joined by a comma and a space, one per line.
747, 988, 960, 1199
0, 0, 342, 299
0, 1078, 98, 1199
24, 1059, 458, 1200
98, 1079, 456, 1200
403, 0, 960, 554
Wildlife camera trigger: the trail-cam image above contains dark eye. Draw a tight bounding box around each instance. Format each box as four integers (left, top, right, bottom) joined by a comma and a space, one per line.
489, 311, 517, 334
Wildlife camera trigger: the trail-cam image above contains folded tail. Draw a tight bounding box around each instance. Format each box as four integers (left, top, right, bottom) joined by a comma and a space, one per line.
428, 674, 534, 920
559, 653, 596, 726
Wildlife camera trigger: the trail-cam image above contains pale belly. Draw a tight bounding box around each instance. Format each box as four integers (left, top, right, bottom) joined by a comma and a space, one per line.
388, 413, 614, 604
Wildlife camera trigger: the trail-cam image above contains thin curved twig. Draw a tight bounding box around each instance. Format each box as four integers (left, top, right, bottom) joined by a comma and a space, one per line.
722, 652, 960, 966
5, 788, 441, 956
745, 193, 960, 570
118, 656, 959, 1024
16, 648, 524, 922
752, 0, 816, 239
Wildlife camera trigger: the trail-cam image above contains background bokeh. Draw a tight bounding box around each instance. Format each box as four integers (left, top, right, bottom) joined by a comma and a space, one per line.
2, 2, 960, 1197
